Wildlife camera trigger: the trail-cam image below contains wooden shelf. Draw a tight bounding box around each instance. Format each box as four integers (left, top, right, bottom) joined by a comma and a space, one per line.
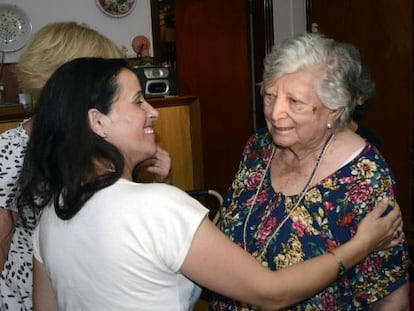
0, 104, 32, 123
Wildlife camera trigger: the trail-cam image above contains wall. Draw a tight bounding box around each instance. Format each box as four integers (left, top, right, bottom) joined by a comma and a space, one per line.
1, 0, 153, 63
273, 0, 306, 43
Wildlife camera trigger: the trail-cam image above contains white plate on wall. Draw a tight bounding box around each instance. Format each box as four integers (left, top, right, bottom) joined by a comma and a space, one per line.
0, 4, 32, 52
96, 0, 136, 18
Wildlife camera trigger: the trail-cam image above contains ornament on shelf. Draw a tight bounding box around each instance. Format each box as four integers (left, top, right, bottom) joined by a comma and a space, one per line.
131, 35, 154, 66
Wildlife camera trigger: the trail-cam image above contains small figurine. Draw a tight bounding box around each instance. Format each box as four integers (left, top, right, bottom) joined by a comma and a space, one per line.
131, 35, 153, 65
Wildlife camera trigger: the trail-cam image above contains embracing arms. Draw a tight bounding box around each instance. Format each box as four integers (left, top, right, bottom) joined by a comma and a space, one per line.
33, 199, 402, 311
181, 199, 403, 311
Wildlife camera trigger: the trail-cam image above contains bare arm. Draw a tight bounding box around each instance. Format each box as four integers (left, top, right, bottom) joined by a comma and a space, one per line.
371, 279, 410, 311
370, 201, 410, 311
33, 257, 58, 311
181, 199, 403, 310
0, 208, 17, 271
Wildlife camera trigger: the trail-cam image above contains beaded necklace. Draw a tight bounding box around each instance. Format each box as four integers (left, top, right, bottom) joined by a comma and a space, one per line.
242, 133, 334, 260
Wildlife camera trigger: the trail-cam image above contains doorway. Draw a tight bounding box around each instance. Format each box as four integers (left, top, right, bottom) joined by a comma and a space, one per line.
306, 0, 413, 224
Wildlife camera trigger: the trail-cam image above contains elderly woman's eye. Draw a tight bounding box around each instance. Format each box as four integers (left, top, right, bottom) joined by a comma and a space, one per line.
264, 93, 277, 105
289, 97, 312, 113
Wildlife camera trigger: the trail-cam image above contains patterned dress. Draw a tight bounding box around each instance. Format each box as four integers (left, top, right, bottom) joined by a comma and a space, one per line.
209, 128, 409, 311
0, 122, 35, 311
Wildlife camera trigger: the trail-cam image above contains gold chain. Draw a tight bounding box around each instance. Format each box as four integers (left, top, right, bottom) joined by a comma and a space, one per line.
242, 134, 335, 260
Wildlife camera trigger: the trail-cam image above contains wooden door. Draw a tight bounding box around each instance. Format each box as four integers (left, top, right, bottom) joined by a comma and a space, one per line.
308, 0, 413, 224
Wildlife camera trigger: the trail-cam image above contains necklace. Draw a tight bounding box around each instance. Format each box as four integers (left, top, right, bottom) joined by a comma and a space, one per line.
242, 133, 335, 260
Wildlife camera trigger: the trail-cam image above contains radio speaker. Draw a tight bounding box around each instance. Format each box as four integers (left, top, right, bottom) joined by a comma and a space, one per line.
131, 66, 177, 98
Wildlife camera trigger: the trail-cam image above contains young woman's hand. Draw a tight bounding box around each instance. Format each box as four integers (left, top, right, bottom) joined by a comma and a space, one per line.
354, 199, 403, 254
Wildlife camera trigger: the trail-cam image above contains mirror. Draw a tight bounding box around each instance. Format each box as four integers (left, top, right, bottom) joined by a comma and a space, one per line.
150, 0, 176, 67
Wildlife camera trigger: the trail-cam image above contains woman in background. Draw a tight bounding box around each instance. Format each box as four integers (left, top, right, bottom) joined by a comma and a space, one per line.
336, 42, 382, 150
0, 22, 170, 310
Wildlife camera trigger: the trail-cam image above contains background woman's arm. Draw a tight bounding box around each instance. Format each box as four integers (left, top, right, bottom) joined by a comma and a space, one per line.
33, 257, 58, 311
371, 282, 410, 311
0, 208, 16, 271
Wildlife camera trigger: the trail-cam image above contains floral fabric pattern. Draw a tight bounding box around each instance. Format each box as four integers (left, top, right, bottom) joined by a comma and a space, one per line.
209, 129, 408, 311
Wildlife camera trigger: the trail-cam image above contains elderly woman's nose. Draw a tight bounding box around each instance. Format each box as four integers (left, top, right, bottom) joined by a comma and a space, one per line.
271, 97, 288, 119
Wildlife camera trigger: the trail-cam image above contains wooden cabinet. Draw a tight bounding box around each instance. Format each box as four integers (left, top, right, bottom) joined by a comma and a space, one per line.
0, 121, 20, 133
0, 105, 32, 133
144, 96, 204, 191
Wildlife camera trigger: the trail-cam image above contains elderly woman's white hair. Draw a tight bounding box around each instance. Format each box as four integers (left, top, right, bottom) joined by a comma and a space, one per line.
260, 32, 373, 130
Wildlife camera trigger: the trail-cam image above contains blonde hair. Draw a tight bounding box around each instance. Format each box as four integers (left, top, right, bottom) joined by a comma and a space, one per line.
16, 21, 123, 100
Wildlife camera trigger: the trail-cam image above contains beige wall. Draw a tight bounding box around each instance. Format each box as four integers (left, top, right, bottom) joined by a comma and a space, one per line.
1, 0, 153, 63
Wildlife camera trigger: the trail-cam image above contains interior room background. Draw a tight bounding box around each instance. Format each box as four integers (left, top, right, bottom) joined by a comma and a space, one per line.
0, 0, 412, 228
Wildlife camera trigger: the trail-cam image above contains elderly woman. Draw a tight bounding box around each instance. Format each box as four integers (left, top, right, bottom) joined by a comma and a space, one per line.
17, 57, 402, 310
210, 33, 409, 310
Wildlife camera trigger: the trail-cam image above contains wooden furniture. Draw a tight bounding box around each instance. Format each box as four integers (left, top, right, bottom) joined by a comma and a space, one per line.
0, 104, 32, 132
147, 96, 204, 191
0, 63, 19, 104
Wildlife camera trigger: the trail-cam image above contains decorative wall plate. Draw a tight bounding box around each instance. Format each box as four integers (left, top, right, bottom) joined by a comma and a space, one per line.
96, 0, 136, 18
0, 4, 32, 52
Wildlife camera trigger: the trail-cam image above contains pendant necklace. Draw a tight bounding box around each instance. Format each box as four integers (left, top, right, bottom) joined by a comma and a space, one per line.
242, 133, 335, 260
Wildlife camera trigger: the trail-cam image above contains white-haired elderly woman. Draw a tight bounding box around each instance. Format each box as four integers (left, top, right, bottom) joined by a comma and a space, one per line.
210, 33, 409, 310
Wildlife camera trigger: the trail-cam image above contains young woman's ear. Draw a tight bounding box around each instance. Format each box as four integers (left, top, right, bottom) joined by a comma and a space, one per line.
87, 108, 107, 138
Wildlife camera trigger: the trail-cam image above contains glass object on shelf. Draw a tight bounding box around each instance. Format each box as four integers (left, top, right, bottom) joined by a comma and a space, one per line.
16, 88, 31, 109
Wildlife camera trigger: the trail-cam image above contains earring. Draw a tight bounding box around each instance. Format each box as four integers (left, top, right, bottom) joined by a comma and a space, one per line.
327, 122, 332, 129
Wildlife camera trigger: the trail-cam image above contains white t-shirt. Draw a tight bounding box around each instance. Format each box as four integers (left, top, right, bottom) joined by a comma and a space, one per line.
33, 179, 209, 311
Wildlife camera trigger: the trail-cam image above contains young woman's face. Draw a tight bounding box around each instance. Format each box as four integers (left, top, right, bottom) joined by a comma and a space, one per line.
263, 70, 336, 150
104, 68, 159, 170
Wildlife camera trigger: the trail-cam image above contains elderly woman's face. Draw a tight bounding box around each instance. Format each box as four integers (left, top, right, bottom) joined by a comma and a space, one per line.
263, 70, 334, 149
103, 69, 159, 169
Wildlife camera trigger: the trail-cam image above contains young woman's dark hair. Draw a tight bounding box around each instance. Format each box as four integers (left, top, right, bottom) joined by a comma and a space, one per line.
18, 57, 129, 224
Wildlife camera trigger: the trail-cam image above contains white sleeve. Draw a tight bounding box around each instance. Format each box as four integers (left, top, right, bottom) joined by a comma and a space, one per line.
32, 223, 44, 263
136, 184, 209, 273
159, 190, 209, 272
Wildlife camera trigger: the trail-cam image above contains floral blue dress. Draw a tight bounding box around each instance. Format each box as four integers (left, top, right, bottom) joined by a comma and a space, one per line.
209, 128, 409, 311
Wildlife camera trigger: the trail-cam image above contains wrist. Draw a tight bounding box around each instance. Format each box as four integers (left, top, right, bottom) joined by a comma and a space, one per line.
327, 250, 346, 277
333, 238, 368, 273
